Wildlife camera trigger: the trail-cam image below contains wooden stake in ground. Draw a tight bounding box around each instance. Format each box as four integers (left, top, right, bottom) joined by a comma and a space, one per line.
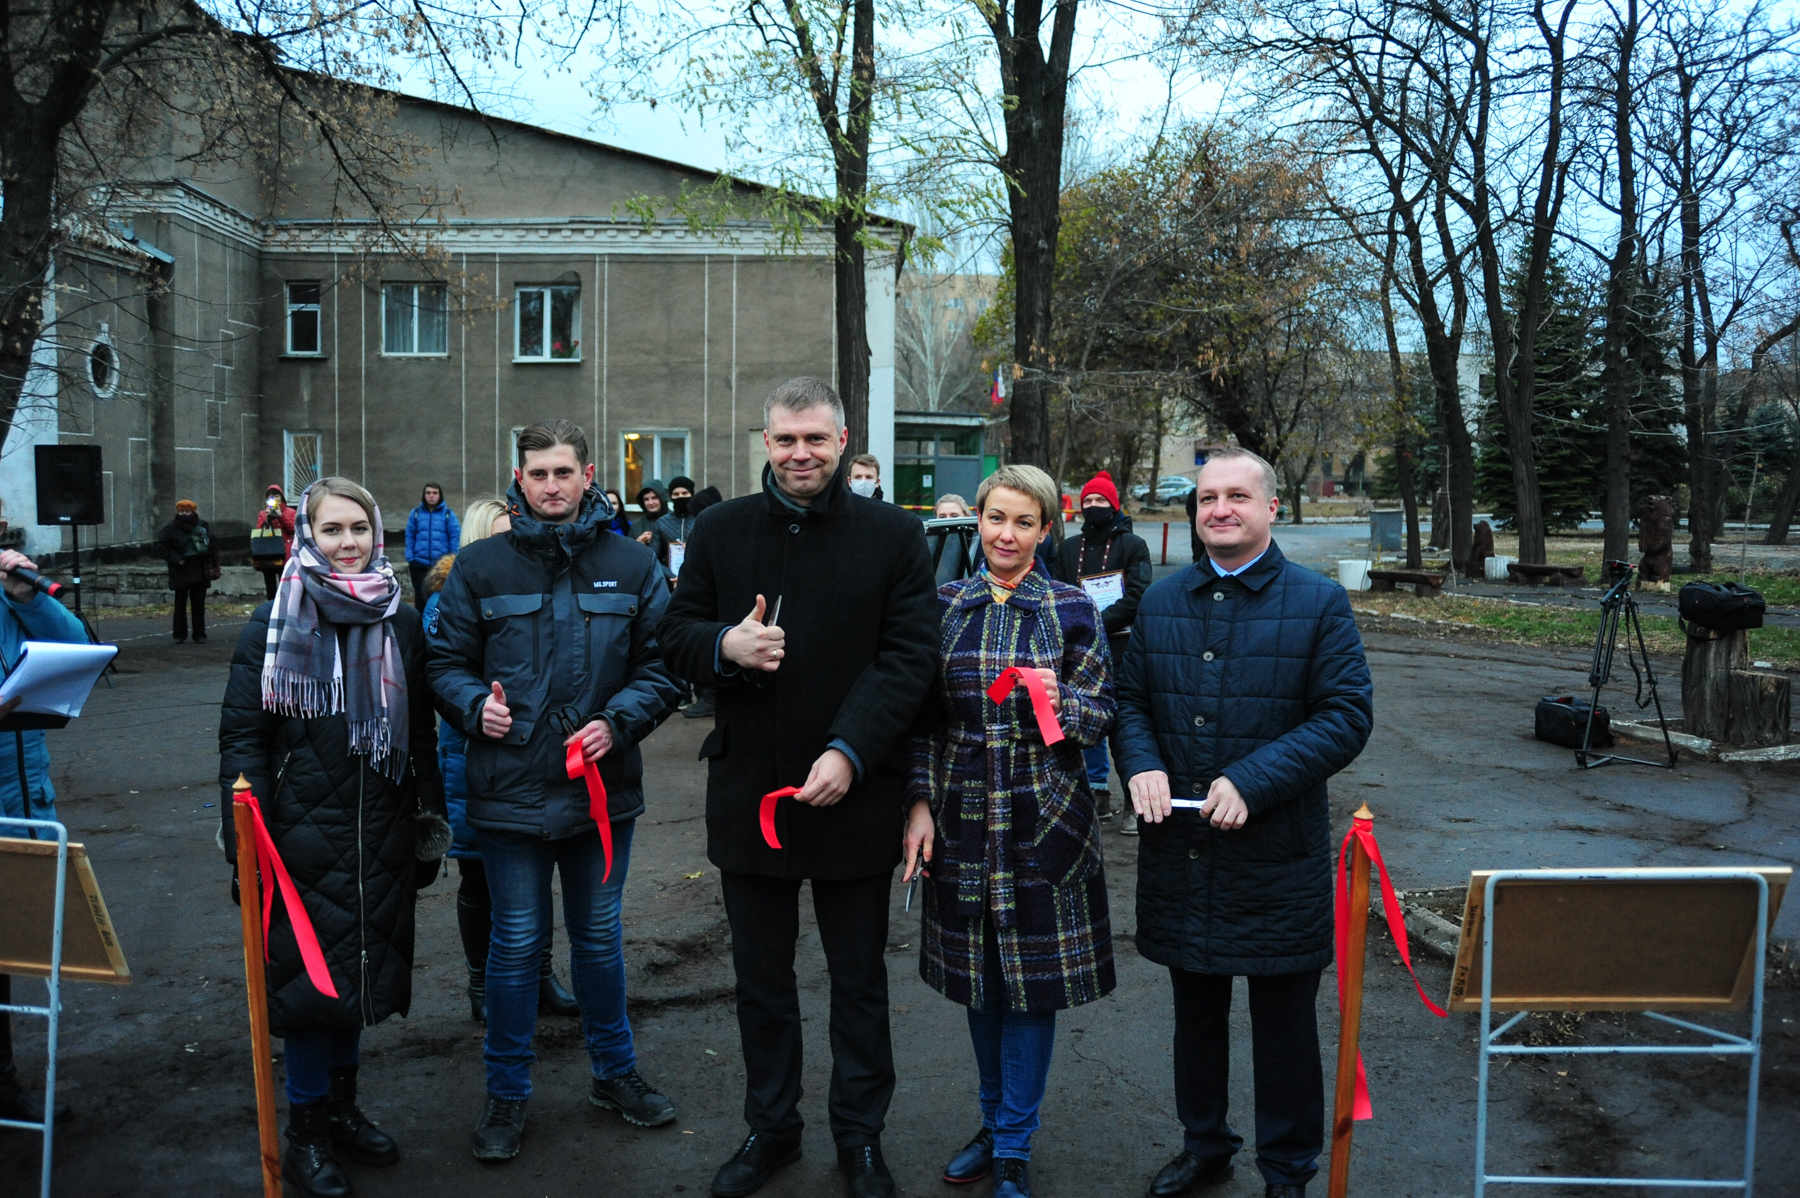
232, 774, 281, 1198
1329, 803, 1376, 1198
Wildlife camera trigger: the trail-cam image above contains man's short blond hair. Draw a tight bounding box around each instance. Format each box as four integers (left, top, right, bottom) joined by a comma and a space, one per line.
1201, 447, 1279, 501
975, 464, 1060, 525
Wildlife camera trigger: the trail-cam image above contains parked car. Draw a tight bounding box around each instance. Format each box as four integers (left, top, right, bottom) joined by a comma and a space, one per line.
1153, 475, 1196, 503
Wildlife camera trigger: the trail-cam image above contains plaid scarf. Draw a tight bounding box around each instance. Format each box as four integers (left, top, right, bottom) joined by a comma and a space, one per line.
261, 484, 408, 781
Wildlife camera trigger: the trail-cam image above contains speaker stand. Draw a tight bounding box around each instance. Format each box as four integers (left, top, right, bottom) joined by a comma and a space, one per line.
66, 525, 114, 687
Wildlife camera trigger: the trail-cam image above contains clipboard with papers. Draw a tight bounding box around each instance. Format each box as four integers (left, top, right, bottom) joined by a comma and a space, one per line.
0, 640, 119, 730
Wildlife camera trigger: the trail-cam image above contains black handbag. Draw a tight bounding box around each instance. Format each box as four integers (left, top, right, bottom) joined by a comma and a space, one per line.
1678, 581, 1765, 633
1535, 694, 1613, 749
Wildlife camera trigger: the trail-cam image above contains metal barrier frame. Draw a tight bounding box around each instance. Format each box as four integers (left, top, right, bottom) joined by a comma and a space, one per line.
0, 815, 68, 1198
1474, 867, 1769, 1195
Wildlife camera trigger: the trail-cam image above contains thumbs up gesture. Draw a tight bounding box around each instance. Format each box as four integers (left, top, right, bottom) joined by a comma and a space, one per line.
481, 680, 513, 738
722, 593, 786, 673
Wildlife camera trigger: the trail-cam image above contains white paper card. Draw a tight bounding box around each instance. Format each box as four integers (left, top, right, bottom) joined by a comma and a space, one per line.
668, 541, 687, 577
1080, 570, 1125, 610
0, 641, 118, 718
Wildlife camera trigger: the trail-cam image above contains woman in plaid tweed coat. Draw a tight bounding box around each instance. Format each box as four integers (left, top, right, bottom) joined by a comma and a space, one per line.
903, 464, 1116, 1198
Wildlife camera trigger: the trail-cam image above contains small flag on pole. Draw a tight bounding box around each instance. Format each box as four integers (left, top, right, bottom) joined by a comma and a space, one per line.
990, 364, 1006, 408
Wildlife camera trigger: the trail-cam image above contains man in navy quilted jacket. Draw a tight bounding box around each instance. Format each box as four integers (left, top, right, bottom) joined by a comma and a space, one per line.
1113, 447, 1372, 1198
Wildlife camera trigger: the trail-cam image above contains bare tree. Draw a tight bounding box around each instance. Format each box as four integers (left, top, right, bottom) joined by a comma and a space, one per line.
895, 274, 990, 411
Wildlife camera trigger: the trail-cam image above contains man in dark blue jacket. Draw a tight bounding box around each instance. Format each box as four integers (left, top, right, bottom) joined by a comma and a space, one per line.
1113, 448, 1372, 1198
428, 419, 684, 1165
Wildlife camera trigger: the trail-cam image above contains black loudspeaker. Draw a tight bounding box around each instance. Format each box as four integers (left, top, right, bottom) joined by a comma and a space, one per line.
35, 444, 105, 526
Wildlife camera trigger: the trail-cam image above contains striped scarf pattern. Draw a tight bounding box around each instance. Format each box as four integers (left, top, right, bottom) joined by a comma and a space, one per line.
261, 484, 408, 781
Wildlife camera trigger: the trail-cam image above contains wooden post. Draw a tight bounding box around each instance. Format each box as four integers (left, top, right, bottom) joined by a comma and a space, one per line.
1329, 803, 1376, 1198
1726, 670, 1792, 747
232, 774, 282, 1198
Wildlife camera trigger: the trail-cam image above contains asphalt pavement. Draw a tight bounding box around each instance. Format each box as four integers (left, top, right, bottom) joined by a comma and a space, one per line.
1, 580, 1796, 1196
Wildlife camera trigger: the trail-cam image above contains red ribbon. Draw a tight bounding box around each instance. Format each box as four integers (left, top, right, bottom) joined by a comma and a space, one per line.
566, 740, 614, 884
1334, 814, 1447, 1120
759, 786, 803, 849
985, 667, 1064, 745
234, 788, 340, 999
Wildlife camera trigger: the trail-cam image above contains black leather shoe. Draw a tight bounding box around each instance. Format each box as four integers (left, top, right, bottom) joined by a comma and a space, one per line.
942, 1126, 994, 1184
1265, 1186, 1306, 1198
711, 1129, 802, 1197
282, 1100, 351, 1197
538, 951, 580, 1017
589, 1069, 677, 1127
1148, 1150, 1232, 1196
471, 1095, 527, 1162
327, 1067, 399, 1165
838, 1143, 896, 1198
994, 1158, 1032, 1197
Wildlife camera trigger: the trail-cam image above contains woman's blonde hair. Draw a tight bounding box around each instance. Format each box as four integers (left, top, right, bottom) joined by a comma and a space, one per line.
460, 496, 510, 546
933, 493, 970, 517
306, 476, 378, 526
975, 465, 1059, 525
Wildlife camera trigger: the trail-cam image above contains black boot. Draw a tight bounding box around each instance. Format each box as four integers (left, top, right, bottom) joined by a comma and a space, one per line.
283, 1099, 351, 1197
538, 946, 579, 1017
455, 887, 489, 1023
327, 1067, 399, 1166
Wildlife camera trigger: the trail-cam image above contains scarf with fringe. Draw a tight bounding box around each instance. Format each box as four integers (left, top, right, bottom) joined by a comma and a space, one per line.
261, 484, 408, 781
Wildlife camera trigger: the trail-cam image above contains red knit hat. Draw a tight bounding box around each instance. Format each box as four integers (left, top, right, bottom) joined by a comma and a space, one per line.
1080, 471, 1119, 509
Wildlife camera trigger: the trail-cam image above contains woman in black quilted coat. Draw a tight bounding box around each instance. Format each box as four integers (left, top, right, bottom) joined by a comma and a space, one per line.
218, 477, 444, 1198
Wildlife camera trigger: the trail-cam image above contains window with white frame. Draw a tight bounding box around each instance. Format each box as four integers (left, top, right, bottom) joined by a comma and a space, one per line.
381, 282, 448, 355
620, 430, 688, 504
515, 283, 581, 361
284, 430, 323, 498
286, 282, 323, 355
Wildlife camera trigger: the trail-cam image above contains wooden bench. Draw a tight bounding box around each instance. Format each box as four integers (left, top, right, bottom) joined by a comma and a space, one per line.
1367, 568, 1447, 597
1505, 562, 1586, 587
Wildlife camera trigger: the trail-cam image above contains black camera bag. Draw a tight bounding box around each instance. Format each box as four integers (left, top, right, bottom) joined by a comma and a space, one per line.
1535, 694, 1613, 749
1677, 581, 1764, 632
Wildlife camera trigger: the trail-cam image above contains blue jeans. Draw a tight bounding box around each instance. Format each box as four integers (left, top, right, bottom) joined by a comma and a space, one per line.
284, 1029, 359, 1105
966, 1007, 1057, 1159
480, 820, 636, 1100
1082, 741, 1110, 789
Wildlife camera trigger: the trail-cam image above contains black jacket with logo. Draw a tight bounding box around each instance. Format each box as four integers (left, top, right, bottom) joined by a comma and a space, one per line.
427, 484, 682, 838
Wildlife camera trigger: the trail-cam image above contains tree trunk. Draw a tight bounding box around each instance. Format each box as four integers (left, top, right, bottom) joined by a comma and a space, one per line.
1600, 2, 1640, 569
1425, 339, 1473, 568
835, 213, 870, 454
1726, 670, 1791, 748
1681, 627, 1746, 741
0, 131, 59, 448
1761, 457, 1799, 544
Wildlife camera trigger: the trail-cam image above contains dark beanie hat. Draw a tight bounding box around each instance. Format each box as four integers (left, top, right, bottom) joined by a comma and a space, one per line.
668, 475, 696, 493
1080, 471, 1119, 509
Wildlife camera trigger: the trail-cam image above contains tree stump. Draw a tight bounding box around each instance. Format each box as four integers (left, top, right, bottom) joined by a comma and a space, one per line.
1681, 628, 1747, 741
1725, 670, 1792, 747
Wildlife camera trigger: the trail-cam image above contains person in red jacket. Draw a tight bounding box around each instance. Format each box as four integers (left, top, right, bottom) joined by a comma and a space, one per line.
253, 483, 299, 600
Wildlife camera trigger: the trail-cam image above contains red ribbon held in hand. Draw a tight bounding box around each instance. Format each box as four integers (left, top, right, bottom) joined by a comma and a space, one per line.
1333, 813, 1447, 1120
986, 666, 1064, 745
566, 740, 614, 884
759, 787, 803, 850
234, 788, 339, 999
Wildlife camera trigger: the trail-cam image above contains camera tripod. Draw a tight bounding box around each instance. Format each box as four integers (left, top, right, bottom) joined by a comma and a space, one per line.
1576, 561, 1677, 769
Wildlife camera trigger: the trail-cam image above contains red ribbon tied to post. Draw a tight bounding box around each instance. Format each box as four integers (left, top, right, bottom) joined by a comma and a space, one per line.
1334, 812, 1447, 1120
985, 667, 1064, 746
234, 788, 340, 999
566, 740, 614, 884
760, 787, 803, 850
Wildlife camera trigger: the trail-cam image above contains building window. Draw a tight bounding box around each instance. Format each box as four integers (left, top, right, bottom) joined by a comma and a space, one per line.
382, 283, 448, 356
206, 399, 224, 439
620, 430, 688, 503
515, 284, 581, 362
286, 282, 322, 355
284, 430, 323, 498
88, 323, 118, 398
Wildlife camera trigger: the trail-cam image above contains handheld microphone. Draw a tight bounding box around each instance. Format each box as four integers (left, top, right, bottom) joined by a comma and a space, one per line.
5, 564, 64, 598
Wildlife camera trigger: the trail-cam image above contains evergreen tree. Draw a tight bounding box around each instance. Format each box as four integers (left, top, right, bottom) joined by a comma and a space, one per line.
1476, 252, 1603, 529
1607, 271, 1687, 511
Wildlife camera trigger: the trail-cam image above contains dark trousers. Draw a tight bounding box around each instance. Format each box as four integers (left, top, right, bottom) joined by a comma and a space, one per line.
172, 583, 206, 640
408, 562, 431, 610
719, 870, 894, 1147
1170, 967, 1324, 1188
259, 567, 280, 600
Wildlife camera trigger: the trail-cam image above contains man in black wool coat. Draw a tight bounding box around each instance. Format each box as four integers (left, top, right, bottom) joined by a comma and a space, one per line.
660, 376, 938, 1198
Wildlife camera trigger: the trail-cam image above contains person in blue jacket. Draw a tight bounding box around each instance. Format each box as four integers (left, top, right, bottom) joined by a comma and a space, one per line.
421, 498, 579, 1025
1114, 448, 1372, 1198
405, 482, 459, 610
0, 545, 89, 1123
